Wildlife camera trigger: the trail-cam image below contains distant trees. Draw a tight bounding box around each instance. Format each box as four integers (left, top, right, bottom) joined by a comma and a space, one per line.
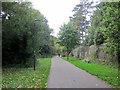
70, 1, 94, 44
2, 2, 54, 66
58, 23, 79, 59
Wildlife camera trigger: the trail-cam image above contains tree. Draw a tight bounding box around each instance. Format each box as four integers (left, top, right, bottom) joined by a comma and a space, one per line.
83, 1, 119, 58
58, 23, 79, 59
2, 2, 54, 66
97, 2, 119, 55
86, 2, 119, 55
71, 1, 94, 44
84, 8, 106, 46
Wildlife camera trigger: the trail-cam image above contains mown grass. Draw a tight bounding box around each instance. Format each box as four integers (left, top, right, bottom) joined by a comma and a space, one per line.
2, 58, 51, 88
62, 57, 119, 88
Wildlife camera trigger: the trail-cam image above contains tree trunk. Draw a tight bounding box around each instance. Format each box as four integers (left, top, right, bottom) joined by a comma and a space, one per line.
67, 47, 69, 60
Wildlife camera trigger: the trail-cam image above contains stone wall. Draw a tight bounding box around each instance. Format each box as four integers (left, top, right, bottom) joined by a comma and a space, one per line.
72, 45, 118, 63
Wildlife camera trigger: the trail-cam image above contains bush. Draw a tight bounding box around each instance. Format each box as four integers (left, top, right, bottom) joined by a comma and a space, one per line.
79, 56, 85, 60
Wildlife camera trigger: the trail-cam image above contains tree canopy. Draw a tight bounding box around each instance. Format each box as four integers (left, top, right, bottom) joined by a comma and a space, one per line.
84, 2, 119, 55
64, 1, 119, 56
2, 2, 54, 66
58, 23, 79, 58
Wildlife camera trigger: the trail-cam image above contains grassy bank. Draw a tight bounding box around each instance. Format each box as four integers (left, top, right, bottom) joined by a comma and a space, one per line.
62, 57, 119, 88
2, 58, 51, 88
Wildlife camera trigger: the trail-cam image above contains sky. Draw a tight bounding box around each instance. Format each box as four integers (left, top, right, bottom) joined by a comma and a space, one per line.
29, 0, 80, 37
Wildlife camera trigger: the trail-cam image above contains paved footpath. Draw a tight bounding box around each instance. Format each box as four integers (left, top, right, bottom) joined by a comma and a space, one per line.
47, 56, 113, 88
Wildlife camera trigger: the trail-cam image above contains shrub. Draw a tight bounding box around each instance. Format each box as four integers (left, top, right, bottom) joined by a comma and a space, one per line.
79, 56, 85, 60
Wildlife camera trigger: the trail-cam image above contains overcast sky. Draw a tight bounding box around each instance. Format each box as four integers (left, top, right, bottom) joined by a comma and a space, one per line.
29, 0, 80, 37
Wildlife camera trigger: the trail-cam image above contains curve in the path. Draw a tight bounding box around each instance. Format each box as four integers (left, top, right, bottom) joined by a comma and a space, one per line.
47, 56, 113, 88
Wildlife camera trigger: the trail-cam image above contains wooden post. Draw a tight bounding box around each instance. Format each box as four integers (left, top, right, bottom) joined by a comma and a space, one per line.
67, 47, 69, 60
34, 51, 36, 71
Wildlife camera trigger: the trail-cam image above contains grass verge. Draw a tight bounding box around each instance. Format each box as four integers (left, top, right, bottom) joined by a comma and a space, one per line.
62, 57, 119, 88
2, 58, 51, 88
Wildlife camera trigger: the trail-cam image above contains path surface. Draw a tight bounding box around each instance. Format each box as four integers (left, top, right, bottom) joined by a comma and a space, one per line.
47, 56, 112, 88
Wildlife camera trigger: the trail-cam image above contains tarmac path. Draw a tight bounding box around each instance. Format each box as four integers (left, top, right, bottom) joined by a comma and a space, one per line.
47, 56, 113, 88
